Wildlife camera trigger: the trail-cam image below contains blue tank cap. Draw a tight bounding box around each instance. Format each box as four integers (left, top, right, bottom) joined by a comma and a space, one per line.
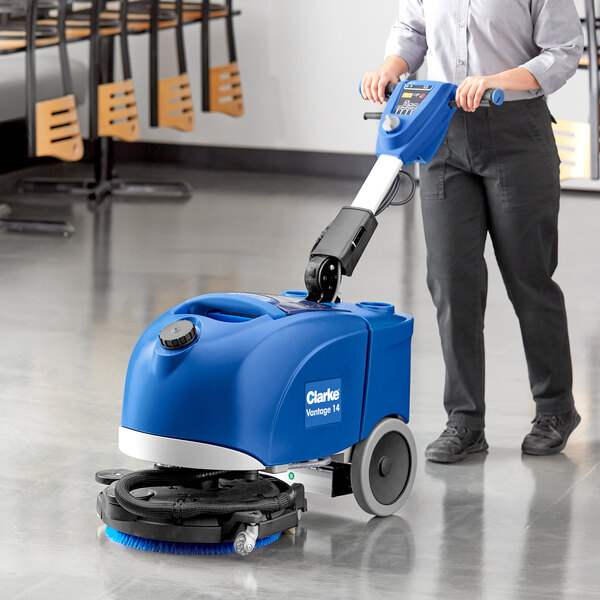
357, 301, 395, 314
281, 290, 308, 298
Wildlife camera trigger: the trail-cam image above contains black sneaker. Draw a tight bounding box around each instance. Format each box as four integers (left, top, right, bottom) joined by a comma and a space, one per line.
425, 427, 488, 464
521, 408, 581, 456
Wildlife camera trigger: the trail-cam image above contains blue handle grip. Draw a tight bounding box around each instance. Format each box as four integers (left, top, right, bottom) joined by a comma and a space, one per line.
489, 88, 505, 106
482, 88, 504, 106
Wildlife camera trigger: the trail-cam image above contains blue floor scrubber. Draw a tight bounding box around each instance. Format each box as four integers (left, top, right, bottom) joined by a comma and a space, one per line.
96, 80, 503, 555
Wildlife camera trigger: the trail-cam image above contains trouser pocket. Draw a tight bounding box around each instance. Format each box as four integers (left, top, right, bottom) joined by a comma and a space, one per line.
420, 137, 450, 200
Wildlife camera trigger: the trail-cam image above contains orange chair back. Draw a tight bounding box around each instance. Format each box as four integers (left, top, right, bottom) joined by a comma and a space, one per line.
97, 78, 141, 142
35, 94, 84, 161
158, 73, 195, 131
209, 61, 244, 117
552, 119, 591, 182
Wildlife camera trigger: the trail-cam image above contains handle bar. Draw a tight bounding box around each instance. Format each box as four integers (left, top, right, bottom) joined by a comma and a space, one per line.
450, 88, 505, 107
360, 81, 505, 108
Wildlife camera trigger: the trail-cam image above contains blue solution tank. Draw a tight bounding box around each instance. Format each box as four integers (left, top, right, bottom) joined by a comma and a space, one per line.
121, 292, 413, 466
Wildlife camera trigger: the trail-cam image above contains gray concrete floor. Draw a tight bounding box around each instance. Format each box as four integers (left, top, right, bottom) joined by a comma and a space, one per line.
1, 163, 599, 599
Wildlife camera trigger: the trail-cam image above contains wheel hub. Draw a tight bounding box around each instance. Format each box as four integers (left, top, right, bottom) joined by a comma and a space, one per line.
378, 456, 393, 477
369, 431, 411, 505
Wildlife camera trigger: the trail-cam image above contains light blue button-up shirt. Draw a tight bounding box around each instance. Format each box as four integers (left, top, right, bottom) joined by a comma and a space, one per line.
384, 0, 584, 101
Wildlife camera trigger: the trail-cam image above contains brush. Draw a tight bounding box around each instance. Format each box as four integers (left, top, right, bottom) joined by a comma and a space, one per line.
104, 526, 281, 555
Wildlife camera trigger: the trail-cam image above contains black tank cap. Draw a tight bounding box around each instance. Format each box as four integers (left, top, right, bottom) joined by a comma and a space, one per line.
159, 320, 197, 349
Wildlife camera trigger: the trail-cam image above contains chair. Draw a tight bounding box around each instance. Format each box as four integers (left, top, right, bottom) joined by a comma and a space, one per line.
25, 1, 135, 141
36, 2, 121, 38
202, 0, 243, 117
0, 0, 78, 235
89, 0, 141, 143
106, 0, 181, 31
552, 119, 592, 181
0, 1, 57, 52
26, 0, 84, 162
158, 2, 227, 24
150, 0, 195, 131
20, 0, 191, 203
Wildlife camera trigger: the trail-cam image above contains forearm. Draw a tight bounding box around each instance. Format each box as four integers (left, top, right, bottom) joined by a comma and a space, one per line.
380, 55, 410, 80
489, 67, 541, 91
456, 67, 541, 111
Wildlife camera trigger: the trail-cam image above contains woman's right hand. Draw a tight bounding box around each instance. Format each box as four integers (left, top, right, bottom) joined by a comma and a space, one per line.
361, 56, 408, 104
361, 70, 398, 105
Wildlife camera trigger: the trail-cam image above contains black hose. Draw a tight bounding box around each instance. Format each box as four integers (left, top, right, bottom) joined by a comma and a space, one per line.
114, 469, 299, 521
374, 169, 416, 216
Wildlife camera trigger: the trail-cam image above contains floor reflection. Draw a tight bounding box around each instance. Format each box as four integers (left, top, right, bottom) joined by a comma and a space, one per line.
1, 163, 599, 599
426, 454, 487, 598
93, 514, 415, 599
516, 454, 577, 600
92, 201, 113, 323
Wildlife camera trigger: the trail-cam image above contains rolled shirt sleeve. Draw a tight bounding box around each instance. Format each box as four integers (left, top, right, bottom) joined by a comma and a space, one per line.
384, 0, 427, 74
519, 0, 584, 95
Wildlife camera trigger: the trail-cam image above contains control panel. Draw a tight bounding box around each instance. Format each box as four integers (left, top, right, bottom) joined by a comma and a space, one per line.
375, 80, 458, 165
394, 83, 433, 116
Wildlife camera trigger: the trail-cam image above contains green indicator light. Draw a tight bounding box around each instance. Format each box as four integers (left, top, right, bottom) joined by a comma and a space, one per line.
289, 472, 295, 480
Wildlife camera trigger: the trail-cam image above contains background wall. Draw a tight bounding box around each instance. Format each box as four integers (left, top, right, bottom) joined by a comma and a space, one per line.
124, 0, 398, 155
106, 0, 592, 181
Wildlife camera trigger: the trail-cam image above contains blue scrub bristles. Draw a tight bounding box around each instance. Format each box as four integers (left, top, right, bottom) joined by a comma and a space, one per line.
104, 526, 281, 555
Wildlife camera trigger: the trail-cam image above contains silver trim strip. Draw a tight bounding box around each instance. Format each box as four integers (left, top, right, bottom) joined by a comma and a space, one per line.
118, 427, 265, 471
269, 468, 334, 496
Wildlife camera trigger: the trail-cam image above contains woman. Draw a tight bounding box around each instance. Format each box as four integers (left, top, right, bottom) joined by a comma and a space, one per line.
362, 0, 583, 463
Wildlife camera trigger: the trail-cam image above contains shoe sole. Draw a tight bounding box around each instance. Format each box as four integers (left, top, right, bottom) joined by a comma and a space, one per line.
425, 439, 489, 464
521, 411, 581, 456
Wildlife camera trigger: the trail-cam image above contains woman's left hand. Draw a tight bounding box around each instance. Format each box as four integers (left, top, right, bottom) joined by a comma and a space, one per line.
455, 75, 502, 111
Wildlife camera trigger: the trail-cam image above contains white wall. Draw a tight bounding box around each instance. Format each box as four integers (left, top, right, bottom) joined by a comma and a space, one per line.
126, 0, 399, 154
122, 0, 591, 162
547, 0, 587, 121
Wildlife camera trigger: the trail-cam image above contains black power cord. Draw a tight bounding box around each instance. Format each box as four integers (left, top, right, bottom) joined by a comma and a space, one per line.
374, 169, 416, 216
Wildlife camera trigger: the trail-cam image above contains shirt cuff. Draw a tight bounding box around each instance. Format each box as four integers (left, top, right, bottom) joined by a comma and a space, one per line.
519, 54, 556, 97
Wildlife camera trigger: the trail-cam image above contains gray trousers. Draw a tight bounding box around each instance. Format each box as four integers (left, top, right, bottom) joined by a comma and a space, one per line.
420, 97, 574, 430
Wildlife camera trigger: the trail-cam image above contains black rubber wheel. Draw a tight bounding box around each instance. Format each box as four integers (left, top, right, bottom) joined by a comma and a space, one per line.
350, 417, 416, 516
304, 255, 341, 303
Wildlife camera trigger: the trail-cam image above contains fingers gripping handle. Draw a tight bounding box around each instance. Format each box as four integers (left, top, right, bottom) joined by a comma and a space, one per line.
358, 81, 398, 99
449, 88, 505, 108
385, 82, 398, 98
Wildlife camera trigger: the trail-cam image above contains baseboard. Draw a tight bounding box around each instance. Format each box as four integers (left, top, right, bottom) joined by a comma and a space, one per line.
6, 129, 597, 189
110, 141, 378, 179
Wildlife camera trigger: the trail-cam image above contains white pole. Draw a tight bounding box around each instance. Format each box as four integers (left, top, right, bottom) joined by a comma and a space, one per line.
351, 154, 404, 214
